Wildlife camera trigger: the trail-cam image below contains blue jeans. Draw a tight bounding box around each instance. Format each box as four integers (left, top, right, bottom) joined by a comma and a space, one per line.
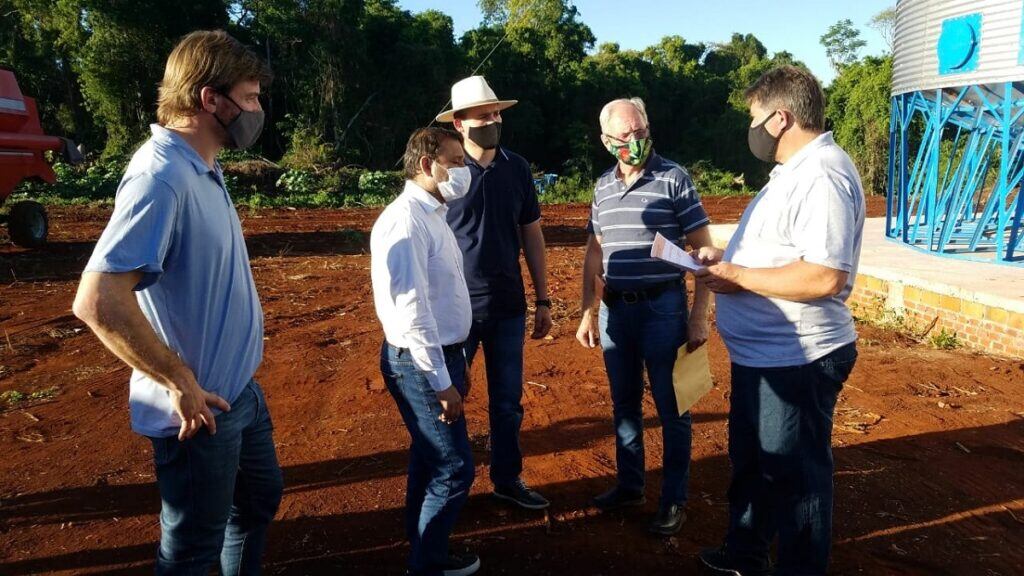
464, 314, 526, 487
598, 285, 691, 506
725, 342, 858, 576
381, 342, 475, 576
149, 380, 283, 576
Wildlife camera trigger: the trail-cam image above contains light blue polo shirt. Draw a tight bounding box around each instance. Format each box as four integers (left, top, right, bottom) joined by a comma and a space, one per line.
84, 124, 264, 438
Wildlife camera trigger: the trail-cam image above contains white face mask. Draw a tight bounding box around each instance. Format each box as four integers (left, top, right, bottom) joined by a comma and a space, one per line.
435, 164, 472, 202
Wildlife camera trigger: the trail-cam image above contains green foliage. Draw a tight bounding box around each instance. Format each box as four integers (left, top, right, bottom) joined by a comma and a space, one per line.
234, 166, 401, 208
852, 297, 919, 335
1, 386, 58, 407
358, 170, 404, 201
11, 156, 126, 205
276, 169, 321, 196
6, 0, 896, 206
279, 117, 335, 170
820, 18, 867, 72
539, 172, 591, 204
928, 328, 962, 350
869, 7, 897, 54
826, 56, 893, 194
0, 390, 26, 405
689, 160, 755, 197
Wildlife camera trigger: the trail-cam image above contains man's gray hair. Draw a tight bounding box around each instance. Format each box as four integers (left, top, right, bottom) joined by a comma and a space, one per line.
599, 97, 649, 133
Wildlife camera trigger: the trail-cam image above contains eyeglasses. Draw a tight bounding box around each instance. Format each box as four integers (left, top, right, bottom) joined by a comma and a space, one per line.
603, 128, 650, 145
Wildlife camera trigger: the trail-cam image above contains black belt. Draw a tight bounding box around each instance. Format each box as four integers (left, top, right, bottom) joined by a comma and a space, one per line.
389, 342, 465, 356
603, 280, 680, 305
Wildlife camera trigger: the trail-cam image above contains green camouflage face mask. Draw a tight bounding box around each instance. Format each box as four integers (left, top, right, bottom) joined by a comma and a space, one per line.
606, 136, 653, 166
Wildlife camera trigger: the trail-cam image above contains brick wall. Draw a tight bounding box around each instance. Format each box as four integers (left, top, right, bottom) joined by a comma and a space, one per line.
848, 274, 1024, 357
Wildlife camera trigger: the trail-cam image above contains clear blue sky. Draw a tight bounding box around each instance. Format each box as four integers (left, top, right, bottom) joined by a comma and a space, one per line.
396, 0, 894, 85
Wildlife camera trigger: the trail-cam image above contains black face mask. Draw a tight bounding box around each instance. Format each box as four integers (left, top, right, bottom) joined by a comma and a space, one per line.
748, 111, 782, 164
468, 122, 501, 150
213, 92, 265, 150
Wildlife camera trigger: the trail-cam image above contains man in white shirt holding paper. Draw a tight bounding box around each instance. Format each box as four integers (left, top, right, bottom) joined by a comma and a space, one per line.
371, 127, 480, 576
694, 66, 864, 576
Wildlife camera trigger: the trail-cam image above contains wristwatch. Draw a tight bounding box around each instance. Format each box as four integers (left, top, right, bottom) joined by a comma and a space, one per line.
535, 299, 552, 308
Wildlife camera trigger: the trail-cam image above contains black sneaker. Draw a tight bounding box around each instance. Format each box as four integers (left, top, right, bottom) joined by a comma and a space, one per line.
592, 485, 646, 511
648, 502, 686, 535
441, 552, 481, 576
698, 545, 771, 576
493, 478, 550, 510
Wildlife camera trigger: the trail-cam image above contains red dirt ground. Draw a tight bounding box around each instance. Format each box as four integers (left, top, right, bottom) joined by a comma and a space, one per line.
2, 196, 1023, 576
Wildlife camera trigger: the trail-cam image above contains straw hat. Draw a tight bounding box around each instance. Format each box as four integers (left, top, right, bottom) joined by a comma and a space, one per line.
435, 76, 518, 123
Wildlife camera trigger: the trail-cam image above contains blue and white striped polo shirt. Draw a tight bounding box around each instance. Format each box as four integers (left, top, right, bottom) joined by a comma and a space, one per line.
589, 153, 710, 291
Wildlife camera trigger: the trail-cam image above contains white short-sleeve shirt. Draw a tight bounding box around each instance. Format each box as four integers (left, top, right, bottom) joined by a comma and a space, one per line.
716, 132, 866, 368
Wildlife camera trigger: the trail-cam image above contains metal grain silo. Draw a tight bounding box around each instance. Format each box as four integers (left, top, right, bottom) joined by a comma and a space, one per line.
888, 0, 1024, 264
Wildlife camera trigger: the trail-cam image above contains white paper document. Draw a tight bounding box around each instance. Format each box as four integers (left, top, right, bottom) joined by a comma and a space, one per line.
650, 232, 706, 272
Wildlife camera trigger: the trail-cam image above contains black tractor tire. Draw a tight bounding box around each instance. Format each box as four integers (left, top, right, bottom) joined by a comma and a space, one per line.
8, 200, 49, 248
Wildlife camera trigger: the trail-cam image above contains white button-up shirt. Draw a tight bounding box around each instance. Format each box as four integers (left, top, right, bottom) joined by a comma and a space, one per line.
371, 180, 472, 391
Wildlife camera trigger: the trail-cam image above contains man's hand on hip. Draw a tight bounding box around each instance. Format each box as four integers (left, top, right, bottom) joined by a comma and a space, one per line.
170, 369, 231, 441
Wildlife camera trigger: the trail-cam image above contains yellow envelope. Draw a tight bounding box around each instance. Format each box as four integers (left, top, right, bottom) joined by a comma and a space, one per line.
672, 343, 712, 415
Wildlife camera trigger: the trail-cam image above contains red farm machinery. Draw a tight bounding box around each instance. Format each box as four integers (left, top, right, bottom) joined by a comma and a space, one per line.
0, 68, 82, 247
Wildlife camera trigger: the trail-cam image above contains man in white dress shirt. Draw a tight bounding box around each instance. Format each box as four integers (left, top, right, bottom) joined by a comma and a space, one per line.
371, 127, 479, 576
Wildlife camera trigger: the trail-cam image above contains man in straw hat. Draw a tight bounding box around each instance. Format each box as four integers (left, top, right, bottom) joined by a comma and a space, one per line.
435, 75, 552, 510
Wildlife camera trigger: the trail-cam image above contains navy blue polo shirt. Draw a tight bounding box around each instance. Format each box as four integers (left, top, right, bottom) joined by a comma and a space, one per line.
589, 153, 710, 291
445, 147, 541, 320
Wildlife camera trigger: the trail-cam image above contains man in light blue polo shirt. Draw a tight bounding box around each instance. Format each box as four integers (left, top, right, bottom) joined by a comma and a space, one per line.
695, 66, 864, 576
73, 30, 282, 575
575, 97, 716, 536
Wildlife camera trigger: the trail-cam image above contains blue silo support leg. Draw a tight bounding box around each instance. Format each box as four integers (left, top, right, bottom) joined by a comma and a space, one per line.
960, 131, 999, 251
926, 89, 945, 249
1009, 186, 1024, 261
908, 118, 936, 243
939, 126, 974, 224
887, 97, 899, 237
939, 125, 964, 200
946, 132, 994, 251
900, 95, 912, 242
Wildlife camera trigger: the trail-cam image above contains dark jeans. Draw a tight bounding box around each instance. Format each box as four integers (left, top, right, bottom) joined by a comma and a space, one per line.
464, 314, 526, 487
381, 342, 475, 576
598, 285, 692, 506
725, 342, 858, 576
149, 380, 283, 576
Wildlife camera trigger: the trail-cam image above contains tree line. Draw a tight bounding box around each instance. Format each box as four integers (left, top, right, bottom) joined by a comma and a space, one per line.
0, 0, 893, 194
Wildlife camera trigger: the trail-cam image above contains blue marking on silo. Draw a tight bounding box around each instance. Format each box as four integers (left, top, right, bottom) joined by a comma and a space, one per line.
938, 13, 981, 75
1019, 3, 1024, 65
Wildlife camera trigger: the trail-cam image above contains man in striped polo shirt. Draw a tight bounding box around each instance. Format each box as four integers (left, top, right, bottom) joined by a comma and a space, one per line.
575, 97, 715, 536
